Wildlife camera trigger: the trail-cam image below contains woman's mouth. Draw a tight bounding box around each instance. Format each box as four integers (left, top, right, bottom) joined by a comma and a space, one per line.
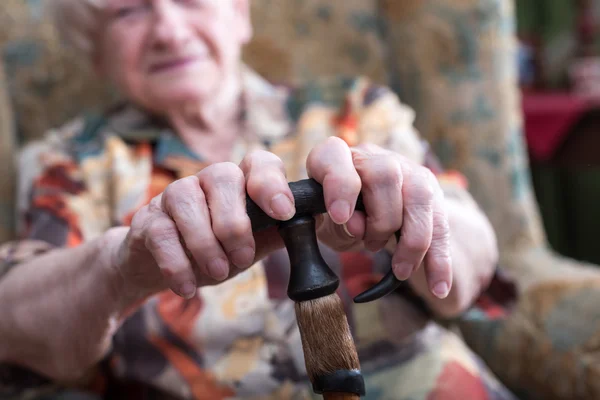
148, 56, 205, 73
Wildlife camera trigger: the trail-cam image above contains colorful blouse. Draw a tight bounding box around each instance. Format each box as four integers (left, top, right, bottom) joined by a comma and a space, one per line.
0, 67, 514, 400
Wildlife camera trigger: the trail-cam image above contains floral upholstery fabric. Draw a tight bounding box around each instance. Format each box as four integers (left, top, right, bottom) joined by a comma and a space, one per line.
380, 0, 545, 255
0, 0, 116, 144
244, 0, 387, 86
459, 248, 600, 400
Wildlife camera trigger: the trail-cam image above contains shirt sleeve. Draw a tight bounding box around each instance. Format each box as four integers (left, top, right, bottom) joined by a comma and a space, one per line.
0, 122, 110, 396
0, 126, 89, 281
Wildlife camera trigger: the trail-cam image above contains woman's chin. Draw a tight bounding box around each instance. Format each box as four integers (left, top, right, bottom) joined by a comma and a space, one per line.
136, 70, 233, 113
146, 87, 214, 111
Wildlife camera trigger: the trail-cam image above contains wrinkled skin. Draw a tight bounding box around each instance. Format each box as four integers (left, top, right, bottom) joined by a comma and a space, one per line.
115, 139, 453, 301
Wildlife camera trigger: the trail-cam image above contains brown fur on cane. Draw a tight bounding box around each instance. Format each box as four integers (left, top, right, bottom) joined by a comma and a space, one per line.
295, 293, 360, 383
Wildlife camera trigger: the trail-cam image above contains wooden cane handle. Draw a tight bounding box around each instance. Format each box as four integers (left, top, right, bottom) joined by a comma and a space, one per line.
323, 393, 360, 400
246, 178, 402, 303
246, 179, 330, 232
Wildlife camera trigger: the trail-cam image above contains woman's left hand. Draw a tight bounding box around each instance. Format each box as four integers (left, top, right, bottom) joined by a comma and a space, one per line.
305, 137, 452, 300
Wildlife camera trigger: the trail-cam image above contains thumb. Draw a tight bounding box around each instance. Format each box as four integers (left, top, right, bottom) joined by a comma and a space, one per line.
316, 212, 367, 252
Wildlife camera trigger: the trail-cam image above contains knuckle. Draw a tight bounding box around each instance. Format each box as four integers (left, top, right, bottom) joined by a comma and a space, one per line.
405, 169, 436, 206
165, 182, 204, 221
213, 217, 251, 242
147, 194, 163, 212
240, 150, 260, 173
128, 227, 145, 249
428, 249, 452, 270
129, 207, 152, 247
130, 205, 150, 231
200, 162, 244, 184
170, 199, 196, 224
214, 161, 244, 179
245, 149, 283, 169
324, 170, 362, 194
360, 155, 402, 189
246, 168, 287, 195
174, 175, 201, 193
432, 211, 451, 242
309, 137, 348, 166
351, 148, 373, 169
164, 176, 201, 204
145, 218, 179, 252
325, 135, 347, 148
423, 168, 439, 190
403, 233, 430, 254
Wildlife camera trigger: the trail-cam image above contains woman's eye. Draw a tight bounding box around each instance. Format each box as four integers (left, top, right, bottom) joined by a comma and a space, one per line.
174, 0, 212, 7
113, 4, 150, 19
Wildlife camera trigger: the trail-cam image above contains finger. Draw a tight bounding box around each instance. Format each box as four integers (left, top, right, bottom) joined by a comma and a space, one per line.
351, 145, 404, 252
240, 150, 295, 221
306, 137, 361, 224
423, 186, 453, 299
143, 211, 197, 299
391, 165, 435, 281
315, 211, 366, 252
345, 211, 367, 239
162, 176, 230, 282
198, 162, 256, 270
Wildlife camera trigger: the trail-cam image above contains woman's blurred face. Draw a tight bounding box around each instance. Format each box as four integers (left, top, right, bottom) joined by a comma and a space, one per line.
97, 0, 252, 113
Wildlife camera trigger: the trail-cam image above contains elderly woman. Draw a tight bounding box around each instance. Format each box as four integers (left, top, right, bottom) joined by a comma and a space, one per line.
0, 0, 511, 399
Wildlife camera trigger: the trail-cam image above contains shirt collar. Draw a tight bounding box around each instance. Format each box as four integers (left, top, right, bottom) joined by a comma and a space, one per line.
104, 65, 292, 171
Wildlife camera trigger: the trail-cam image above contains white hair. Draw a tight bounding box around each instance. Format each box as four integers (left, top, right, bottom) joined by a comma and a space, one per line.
49, 0, 106, 56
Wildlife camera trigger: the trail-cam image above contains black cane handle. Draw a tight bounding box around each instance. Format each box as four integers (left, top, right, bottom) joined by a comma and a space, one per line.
246, 178, 402, 303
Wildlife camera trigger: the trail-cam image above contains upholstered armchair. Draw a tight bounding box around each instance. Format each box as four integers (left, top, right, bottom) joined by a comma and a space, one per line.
1, 1, 600, 398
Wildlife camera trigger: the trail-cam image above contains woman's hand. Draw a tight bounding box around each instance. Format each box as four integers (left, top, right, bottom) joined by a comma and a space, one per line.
111, 137, 453, 303
113, 157, 294, 301
305, 137, 453, 299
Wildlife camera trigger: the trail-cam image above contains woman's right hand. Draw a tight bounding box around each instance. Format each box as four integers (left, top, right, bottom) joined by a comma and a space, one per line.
109, 153, 297, 301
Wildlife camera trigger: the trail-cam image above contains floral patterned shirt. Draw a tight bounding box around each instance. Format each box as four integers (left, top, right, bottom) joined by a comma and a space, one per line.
0, 68, 513, 400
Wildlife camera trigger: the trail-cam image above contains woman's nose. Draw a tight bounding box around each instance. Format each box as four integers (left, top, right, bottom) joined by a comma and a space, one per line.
151, 1, 191, 50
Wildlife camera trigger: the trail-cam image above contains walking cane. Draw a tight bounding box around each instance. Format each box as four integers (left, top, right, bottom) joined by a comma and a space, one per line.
247, 179, 402, 399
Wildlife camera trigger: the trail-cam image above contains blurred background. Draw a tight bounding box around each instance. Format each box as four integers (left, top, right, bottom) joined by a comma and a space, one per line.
517, 0, 600, 265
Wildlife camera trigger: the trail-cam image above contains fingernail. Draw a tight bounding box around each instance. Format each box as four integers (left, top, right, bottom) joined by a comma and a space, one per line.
179, 282, 196, 299
329, 200, 351, 224
393, 262, 413, 281
230, 247, 255, 269
432, 281, 450, 299
207, 258, 229, 281
270, 193, 295, 220
342, 223, 355, 238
